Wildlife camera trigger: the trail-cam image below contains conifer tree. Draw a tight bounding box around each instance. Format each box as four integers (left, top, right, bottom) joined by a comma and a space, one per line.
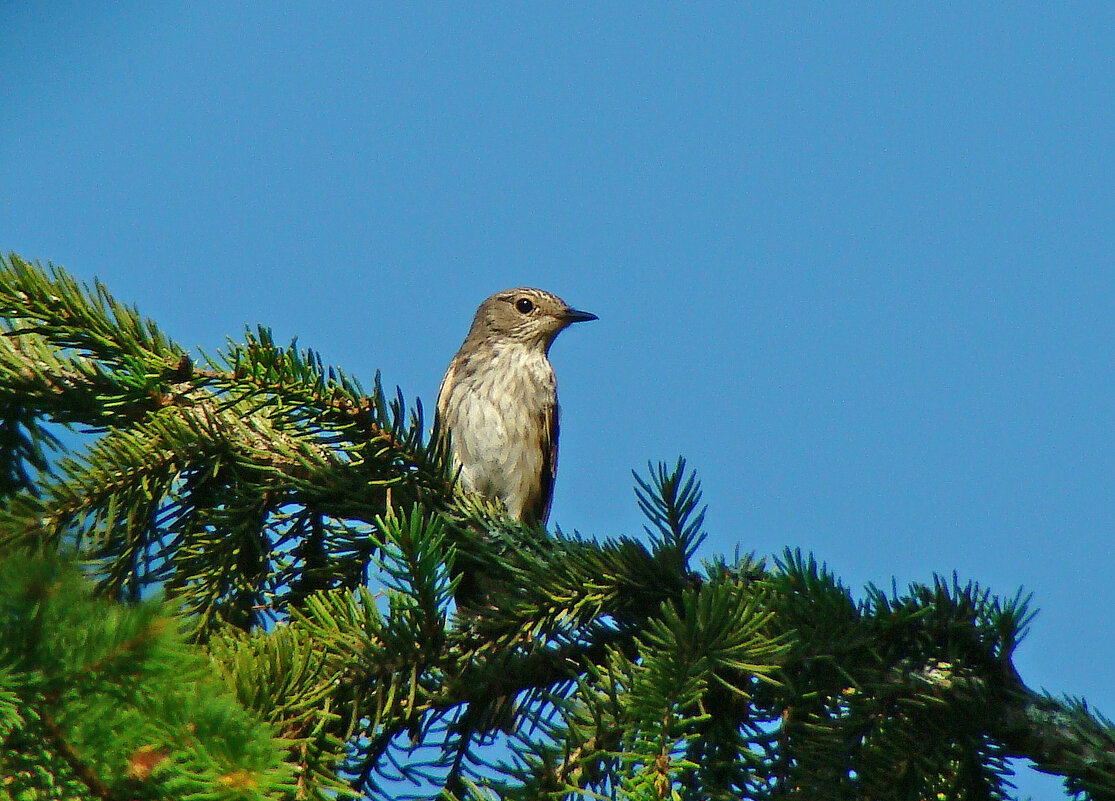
0, 252, 1112, 800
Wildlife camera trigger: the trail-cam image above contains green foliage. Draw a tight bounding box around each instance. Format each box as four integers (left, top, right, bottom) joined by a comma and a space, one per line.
0, 253, 1113, 801
0, 253, 450, 635
0, 552, 294, 801
633, 457, 707, 569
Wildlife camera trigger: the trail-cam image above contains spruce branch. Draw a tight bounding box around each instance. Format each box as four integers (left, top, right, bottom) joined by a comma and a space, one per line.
633, 457, 707, 570
0, 255, 448, 485
994, 690, 1115, 800
0, 552, 297, 801
0, 255, 1111, 799
38, 707, 112, 801
0, 254, 454, 634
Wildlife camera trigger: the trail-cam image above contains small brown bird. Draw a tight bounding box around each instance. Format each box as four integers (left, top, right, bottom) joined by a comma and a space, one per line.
437, 288, 597, 525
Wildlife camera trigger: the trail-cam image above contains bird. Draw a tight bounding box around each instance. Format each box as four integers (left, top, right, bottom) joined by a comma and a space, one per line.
436, 287, 597, 526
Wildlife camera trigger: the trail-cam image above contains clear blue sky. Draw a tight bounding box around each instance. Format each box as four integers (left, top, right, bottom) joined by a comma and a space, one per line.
3, 5, 1112, 797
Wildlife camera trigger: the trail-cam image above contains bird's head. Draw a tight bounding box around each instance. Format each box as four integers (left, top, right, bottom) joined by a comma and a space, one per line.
470, 287, 597, 351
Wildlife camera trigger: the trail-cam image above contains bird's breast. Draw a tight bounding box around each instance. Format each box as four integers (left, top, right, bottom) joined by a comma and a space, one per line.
440, 344, 557, 519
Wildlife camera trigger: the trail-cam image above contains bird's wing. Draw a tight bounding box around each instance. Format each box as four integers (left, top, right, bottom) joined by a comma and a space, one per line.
536, 400, 559, 525
435, 359, 457, 421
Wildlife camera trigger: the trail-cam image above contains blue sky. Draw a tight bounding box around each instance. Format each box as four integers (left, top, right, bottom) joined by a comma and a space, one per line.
3, 5, 1113, 796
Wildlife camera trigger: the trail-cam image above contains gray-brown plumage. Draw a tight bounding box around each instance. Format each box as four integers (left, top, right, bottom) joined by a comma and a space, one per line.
437, 287, 596, 525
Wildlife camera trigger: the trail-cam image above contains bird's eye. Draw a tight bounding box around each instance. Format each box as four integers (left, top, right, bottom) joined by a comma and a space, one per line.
515, 298, 534, 314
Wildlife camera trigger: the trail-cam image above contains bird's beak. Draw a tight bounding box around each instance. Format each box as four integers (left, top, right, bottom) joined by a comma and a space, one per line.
562, 307, 598, 324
